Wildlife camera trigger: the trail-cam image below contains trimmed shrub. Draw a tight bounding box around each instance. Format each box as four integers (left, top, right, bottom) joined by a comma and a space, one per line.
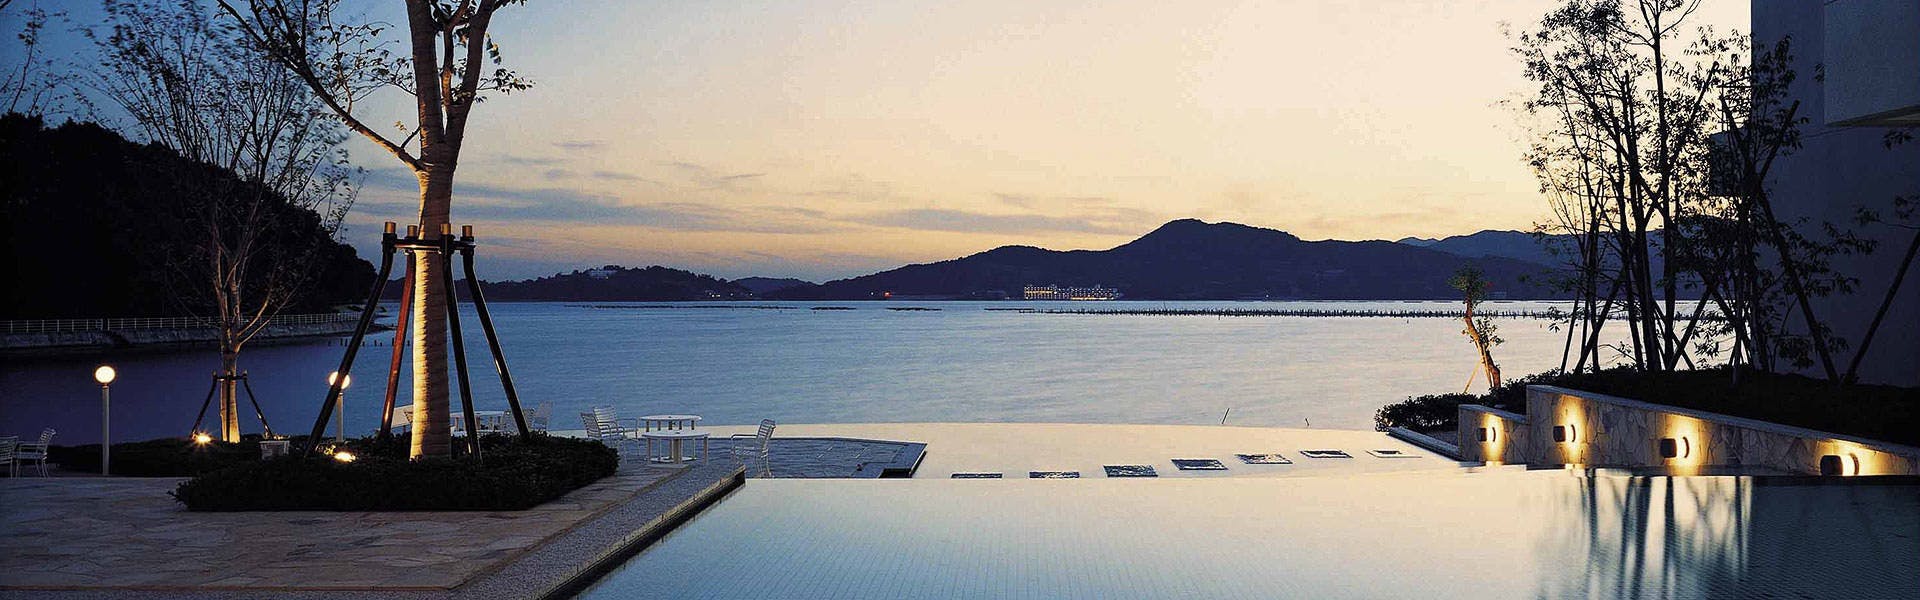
48, 437, 260, 476
170, 433, 619, 511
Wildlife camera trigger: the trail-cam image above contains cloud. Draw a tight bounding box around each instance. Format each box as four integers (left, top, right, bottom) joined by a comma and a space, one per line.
498, 154, 565, 167
852, 208, 1141, 235
659, 160, 767, 189
552, 140, 604, 151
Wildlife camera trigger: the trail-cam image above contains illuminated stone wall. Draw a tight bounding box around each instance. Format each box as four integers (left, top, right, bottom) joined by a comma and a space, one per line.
1514, 385, 1920, 476
1456, 404, 1530, 465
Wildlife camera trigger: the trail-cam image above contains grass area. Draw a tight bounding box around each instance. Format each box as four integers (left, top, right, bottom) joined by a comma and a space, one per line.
1377, 367, 1920, 447
171, 433, 619, 511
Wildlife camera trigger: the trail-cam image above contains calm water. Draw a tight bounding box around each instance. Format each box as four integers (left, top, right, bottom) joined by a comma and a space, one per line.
580, 473, 1920, 599
1, 301, 1645, 444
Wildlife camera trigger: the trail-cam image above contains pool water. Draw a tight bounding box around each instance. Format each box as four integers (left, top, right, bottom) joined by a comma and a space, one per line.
577, 471, 1920, 599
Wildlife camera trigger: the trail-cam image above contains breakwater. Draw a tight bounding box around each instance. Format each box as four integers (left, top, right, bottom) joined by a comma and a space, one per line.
1025, 307, 1563, 319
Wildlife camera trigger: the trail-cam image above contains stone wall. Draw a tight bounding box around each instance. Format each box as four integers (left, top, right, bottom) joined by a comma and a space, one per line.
1460, 385, 1920, 475
1456, 405, 1529, 465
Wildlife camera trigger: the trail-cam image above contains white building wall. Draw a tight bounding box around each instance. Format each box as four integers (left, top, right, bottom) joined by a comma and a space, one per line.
1753, 0, 1920, 385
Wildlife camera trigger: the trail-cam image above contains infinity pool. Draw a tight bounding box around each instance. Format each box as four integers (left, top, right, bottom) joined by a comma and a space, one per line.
578, 471, 1920, 599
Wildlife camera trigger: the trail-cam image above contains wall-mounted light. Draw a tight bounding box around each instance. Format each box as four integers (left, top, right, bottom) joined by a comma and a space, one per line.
1477, 427, 1498, 443
1819, 453, 1861, 476
1659, 436, 1691, 459
1553, 424, 1579, 443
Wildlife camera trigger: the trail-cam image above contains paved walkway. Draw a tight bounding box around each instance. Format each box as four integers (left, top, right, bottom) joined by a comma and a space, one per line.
0, 449, 701, 594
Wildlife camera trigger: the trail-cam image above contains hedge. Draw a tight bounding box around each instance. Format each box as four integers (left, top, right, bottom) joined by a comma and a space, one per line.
171, 433, 619, 511
48, 437, 261, 476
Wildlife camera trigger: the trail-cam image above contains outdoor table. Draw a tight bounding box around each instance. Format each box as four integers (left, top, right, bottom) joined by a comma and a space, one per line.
641, 429, 710, 466
452, 410, 508, 434
640, 414, 701, 432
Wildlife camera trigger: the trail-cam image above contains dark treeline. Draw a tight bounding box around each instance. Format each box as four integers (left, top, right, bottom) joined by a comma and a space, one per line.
380, 265, 753, 302
0, 115, 375, 319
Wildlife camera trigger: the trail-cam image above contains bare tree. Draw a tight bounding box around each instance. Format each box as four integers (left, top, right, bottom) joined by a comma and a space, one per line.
212, 0, 531, 457
90, 0, 354, 441
1450, 265, 1504, 392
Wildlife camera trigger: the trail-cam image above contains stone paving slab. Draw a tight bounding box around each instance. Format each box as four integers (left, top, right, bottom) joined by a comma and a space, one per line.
0, 449, 692, 595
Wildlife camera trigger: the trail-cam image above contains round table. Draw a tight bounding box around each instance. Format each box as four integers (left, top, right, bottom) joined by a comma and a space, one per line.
641, 414, 701, 431
641, 429, 710, 466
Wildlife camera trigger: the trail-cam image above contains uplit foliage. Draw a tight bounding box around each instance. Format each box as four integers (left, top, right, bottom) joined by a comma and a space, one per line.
213, 0, 537, 458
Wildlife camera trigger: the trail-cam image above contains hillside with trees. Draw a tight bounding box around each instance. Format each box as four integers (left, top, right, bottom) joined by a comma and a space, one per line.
0, 114, 374, 319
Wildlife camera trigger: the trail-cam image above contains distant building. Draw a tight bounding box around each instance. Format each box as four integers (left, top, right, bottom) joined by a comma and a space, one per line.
1753, 0, 1920, 385
1023, 285, 1122, 301
585, 269, 616, 280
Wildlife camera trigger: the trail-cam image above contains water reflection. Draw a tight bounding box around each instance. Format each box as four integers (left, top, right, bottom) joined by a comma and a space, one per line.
1542, 474, 1920, 598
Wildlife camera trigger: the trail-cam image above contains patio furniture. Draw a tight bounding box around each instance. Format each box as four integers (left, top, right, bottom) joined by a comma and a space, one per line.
642, 429, 710, 466
451, 410, 507, 437
0, 436, 17, 477
641, 414, 701, 431
526, 402, 552, 432
729, 419, 776, 476
390, 405, 415, 434
580, 406, 640, 446
15, 429, 54, 477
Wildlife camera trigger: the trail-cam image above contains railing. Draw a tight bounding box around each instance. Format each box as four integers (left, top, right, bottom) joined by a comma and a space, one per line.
1, 313, 358, 334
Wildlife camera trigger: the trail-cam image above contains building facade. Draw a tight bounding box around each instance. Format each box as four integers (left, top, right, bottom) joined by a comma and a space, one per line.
1752, 0, 1920, 385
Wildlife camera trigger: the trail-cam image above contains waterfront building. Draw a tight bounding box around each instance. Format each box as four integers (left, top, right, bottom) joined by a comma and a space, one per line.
1753, 0, 1920, 385
1022, 284, 1123, 301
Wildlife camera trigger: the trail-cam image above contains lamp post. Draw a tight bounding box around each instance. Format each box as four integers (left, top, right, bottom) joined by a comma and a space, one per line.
329, 372, 351, 442
93, 365, 115, 475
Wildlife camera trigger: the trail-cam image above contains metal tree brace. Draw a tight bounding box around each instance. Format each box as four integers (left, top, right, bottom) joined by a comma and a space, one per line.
188, 372, 275, 438
305, 222, 532, 457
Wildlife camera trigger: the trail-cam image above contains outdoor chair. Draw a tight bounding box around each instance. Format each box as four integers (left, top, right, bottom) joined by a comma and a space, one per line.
507, 402, 552, 434
390, 405, 415, 435
528, 402, 552, 432
579, 406, 639, 446
730, 419, 776, 476
15, 428, 54, 477
0, 436, 18, 477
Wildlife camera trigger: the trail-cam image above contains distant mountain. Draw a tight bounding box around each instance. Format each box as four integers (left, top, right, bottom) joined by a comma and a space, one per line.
771, 219, 1562, 300
1400, 230, 1568, 266
732, 277, 814, 294
382, 265, 752, 301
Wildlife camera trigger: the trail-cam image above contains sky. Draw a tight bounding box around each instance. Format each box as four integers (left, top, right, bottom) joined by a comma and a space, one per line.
6, 0, 1748, 282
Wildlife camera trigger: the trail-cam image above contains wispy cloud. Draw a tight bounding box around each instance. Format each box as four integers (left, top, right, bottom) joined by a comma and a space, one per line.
552, 140, 604, 151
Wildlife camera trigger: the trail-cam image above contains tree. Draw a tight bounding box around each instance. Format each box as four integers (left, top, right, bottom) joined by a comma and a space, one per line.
1515, 0, 1877, 380
214, 0, 532, 457
1450, 265, 1503, 392
88, 0, 355, 441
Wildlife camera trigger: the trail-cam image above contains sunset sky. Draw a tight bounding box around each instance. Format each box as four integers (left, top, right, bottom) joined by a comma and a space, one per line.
12, 0, 1747, 281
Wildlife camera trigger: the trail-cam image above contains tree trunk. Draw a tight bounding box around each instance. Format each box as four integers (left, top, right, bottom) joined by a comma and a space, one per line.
219, 349, 240, 442
409, 167, 454, 458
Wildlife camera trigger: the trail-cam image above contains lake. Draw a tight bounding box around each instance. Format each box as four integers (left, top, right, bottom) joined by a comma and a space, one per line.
1, 300, 1647, 444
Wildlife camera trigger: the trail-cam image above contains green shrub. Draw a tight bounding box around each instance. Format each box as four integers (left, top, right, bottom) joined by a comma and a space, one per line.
170, 433, 619, 511
1374, 393, 1477, 432
48, 437, 260, 476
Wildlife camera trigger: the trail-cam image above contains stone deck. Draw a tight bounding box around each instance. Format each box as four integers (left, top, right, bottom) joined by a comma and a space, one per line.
0, 449, 744, 599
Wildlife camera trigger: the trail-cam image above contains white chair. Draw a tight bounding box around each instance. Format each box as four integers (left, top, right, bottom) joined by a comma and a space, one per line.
15, 429, 54, 477
0, 436, 17, 477
527, 402, 552, 432
580, 406, 639, 446
390, 405, 415, 434
729, 420, 776, 476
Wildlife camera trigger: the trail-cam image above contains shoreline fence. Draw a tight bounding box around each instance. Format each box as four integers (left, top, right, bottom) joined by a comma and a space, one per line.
1, 313, 358, 335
